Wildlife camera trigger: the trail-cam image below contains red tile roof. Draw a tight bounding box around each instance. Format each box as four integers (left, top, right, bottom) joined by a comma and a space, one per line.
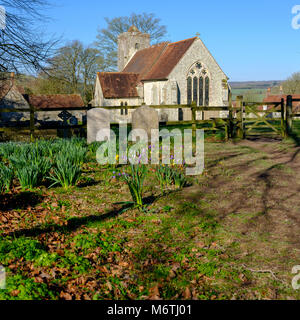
98, 72, 139, 98
263, 95, 300, 103
123, 42, 168, 81
0, 80, 25, 101
17, 86, 25, 95
143, 38, 197, 81
27, 94, 85, 110
0, 80, 11, 100
262, 95, 300, 112
123, 37, 197, 81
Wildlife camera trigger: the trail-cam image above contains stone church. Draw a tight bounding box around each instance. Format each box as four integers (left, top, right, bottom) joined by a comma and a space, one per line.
93, 26, 229, 122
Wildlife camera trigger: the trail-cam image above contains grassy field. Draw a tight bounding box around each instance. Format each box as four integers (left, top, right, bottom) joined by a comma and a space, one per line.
1, 134, 300, 300
231, 88, 267, 102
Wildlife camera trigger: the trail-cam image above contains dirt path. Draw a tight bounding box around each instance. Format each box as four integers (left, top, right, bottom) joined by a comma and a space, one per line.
179, 138, 300, 290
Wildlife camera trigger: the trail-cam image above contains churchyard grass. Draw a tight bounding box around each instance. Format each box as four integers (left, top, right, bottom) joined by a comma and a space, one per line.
1, 136, 300, 300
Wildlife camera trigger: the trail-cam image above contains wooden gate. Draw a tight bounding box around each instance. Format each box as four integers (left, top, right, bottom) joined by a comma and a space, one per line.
235, 96, 286, 138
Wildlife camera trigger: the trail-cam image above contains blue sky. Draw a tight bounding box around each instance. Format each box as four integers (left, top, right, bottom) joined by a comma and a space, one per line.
41, 0, 300, 81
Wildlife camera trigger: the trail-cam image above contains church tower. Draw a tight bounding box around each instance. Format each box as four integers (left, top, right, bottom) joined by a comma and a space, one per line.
118, 26, 150, 71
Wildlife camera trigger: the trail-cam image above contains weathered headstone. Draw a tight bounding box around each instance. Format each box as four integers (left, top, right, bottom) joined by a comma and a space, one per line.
87, 108, 110, 144
132, 105, 159, 139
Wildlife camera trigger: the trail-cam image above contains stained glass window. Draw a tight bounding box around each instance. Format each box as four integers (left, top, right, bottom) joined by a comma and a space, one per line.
193, 77, 198, 103
205, 77, 210, 106
199, 76, 204, 106
187, 77, 192, 105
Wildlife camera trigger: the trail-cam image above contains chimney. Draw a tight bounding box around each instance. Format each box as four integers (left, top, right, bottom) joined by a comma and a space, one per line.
10, 72, 15, 86
267, 87, 271, 97
280, 85, 283, 94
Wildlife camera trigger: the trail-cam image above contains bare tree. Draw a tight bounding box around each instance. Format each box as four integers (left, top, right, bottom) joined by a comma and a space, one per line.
43, 41, 104, 103
282, 72, 300, 94
0, 0, 57, 76
81, 47, 104, 103
48, 41, 84, 94
95, 12, 167, 71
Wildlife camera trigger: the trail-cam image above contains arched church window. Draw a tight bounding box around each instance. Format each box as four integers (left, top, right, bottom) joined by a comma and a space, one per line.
135, 43, 140, 50
205, 77, 210, 106
120, 102, 124, 115
193, 77, 198, 103
125, 102, 128, 115
187, 77, 192, 105
199, 76, 204, 106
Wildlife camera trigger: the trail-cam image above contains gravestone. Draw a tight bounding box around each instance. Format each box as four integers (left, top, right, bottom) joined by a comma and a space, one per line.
69, 116, 78, 126
132, 105, 159, 140
87, 108, 110, 144
58, 110, 72, 138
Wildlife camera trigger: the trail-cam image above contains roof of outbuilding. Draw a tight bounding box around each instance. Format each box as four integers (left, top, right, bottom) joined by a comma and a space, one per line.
0, 79, 25, 101
261, 95, 300, 112
263, 95, 300, 103
0, 80, 11, 100
27, 94, 85, 110
97, 72, 140, 99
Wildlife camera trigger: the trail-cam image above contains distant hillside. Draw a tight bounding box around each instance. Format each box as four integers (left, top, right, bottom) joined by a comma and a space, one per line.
229, 81, 283, 90
229, 81, 284, 102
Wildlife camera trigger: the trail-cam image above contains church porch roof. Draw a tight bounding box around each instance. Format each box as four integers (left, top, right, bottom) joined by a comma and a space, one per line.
98, 72, 140, 99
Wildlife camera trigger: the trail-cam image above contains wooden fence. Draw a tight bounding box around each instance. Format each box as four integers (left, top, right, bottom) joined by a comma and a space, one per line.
0, 105, 90, 141
0, 102, 233, 141
0, 95, 298, 141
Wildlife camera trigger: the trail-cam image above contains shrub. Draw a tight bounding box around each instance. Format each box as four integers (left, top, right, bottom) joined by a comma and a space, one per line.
121, 164, 148, 208
155, 165, 174, 193
49, 154, 81, 189
9, 146, 52, 188
0, 164, 14, 193
172, 169, 188, 189
15, 164, 39, 191
155, 165, 188, 193
0, 142, 19, 161
0, 237, 46, 264
0, 274, 56, 300
53, 139, 87, 166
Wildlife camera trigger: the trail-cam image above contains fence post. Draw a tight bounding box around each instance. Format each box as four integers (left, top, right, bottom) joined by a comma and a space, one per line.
236, 95, 244, 139
29, 104, 35, 142
228, 91, 233, 139
191, 102, 197, 141
286, 95, 293, 136
280, 98, 286, 138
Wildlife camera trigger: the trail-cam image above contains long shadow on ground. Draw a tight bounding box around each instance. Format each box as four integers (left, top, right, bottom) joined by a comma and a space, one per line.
0, 191, 44, 211
3, 194, 161, 239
